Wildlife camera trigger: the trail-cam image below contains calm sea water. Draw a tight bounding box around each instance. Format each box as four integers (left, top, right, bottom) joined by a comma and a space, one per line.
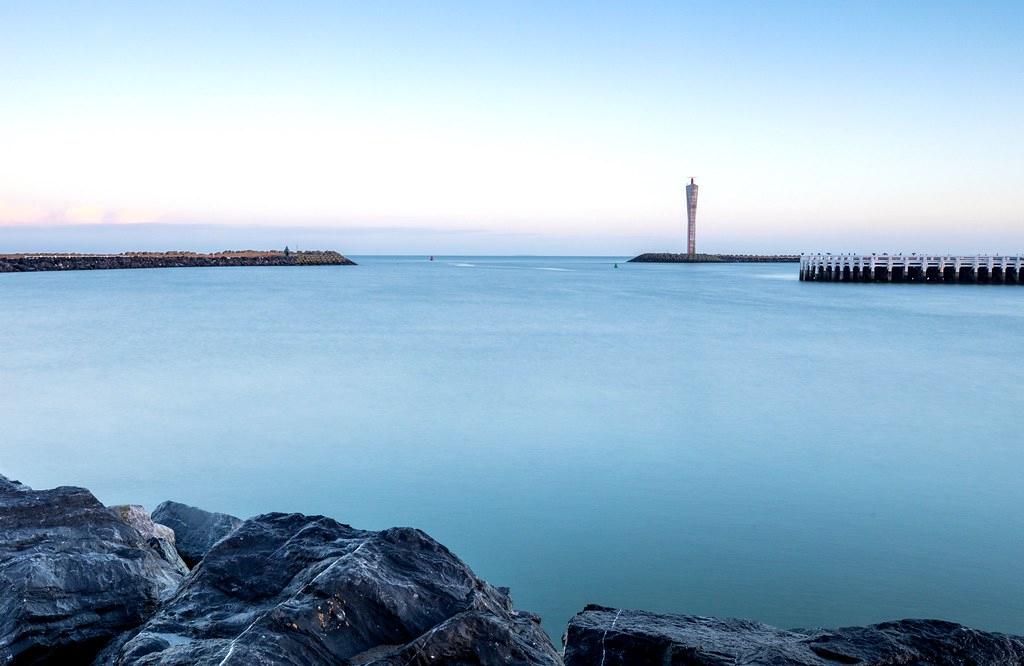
2, 256, 1022, 637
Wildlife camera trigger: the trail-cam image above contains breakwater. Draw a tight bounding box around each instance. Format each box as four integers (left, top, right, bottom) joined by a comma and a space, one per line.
800, 254, 1023, 284
630, 252, 799, 263
0, 250, 355, 273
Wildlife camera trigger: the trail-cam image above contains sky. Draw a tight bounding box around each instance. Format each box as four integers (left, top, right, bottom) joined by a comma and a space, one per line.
1, 1, 1022, 255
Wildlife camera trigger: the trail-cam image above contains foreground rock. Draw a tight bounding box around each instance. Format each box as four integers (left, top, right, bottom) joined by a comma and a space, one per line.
0, 476, 184, 665
103, 512, 561, 665
563, 605, 1024, 665
150, 500, 242, 567
110, 505, 189, 576
7, 470, 1021, 666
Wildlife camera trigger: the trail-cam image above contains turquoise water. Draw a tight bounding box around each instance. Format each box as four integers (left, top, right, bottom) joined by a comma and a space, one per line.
2, 256, 1022, 637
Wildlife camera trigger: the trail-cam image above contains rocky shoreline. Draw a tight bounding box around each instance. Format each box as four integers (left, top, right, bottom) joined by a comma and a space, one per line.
0, 250, 355, 273
629, 252, 800, 263
2, 473, 1021, 665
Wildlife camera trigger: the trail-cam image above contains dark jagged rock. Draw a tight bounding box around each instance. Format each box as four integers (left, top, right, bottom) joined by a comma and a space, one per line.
104, 512, 561, 665
356, 609, 557, 665
150, 501, 242, 567
802, 620, 1024, 664
563, 605, 1024, 665
110, 505, 189, 576
0, 476, 184, 666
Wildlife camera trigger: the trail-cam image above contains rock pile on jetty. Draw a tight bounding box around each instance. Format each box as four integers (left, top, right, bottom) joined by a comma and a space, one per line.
2, 473, 1022, 665
0, 250, 355, 273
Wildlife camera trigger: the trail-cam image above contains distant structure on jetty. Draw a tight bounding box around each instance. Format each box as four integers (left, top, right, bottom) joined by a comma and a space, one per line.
685, 177, 698, 257
800, 253, 1023, 284
629, 179, 797, 263
629, 253, 799, 263
0, 250, 356, 273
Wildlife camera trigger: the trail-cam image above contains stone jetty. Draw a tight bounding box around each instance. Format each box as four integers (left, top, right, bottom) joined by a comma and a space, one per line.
2, 472, 1022, 665
630, 252, 799, 263
0, 250, 355, 273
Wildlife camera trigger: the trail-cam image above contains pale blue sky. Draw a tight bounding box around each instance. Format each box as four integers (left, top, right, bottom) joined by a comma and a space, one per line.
1, 1, 1021, 254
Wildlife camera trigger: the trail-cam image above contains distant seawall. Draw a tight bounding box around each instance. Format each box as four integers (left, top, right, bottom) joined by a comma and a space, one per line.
629, 252, 799, 263
0, 250, 356, 273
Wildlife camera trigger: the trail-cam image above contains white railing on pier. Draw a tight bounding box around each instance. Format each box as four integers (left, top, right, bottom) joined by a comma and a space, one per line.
799, 254, 1024, 284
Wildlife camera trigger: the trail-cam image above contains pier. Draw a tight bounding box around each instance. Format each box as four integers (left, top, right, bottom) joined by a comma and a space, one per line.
800, 254, 1023, 284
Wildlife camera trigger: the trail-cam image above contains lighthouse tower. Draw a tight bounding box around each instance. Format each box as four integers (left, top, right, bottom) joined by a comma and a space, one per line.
685, 177, 698, 257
